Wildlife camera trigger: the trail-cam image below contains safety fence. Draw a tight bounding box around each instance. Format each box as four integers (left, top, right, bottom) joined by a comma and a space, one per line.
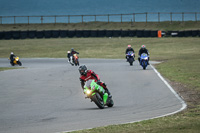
0, 30, 199, 40
0, 12, 200, 24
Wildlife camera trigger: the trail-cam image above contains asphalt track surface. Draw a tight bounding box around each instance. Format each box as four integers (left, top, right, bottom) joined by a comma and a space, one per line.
0, 58, 186, 133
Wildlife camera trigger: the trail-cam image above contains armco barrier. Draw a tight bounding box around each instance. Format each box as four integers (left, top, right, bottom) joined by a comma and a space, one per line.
12, 31, 20, 39
20, 31, 28, 39
199, 30, 200, 37
60, 30, 68, 38
36, 31, 44, 38
44, 30, 52, 38
28, 31, 36, 39
52, 30, 60, 38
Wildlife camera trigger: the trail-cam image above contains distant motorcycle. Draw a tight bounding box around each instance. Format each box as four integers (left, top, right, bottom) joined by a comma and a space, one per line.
84, 80, 114, 109
9, 56, 22, 66
70, 54, 79, 66
140, 53, 149, 70
126, 51, 135, 66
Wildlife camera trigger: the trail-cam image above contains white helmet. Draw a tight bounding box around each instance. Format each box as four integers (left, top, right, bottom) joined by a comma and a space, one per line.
11, 52, 14, 55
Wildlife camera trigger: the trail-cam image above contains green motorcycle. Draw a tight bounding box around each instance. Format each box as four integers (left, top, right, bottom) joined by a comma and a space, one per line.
84, 79, 114, 109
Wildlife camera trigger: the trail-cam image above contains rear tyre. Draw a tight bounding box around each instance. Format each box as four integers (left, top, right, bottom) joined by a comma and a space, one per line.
91, 93, 104, 109
107, 98, 114, 107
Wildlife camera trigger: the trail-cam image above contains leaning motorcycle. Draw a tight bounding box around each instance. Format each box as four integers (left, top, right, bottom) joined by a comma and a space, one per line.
140, 53, 149, 70
126, 51, 135, 66
70, 54, 79, 66
84, 80, 114, 109
9, 56, 22, 66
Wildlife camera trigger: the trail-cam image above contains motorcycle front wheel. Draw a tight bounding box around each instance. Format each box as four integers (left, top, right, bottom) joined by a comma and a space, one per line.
18, 61, 22, 66
91, 93, 104, 109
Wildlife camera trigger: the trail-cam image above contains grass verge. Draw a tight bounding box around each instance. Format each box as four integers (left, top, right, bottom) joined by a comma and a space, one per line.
0, 37, 200, 132
0, 21, 200, 31
0, 67, 25, 71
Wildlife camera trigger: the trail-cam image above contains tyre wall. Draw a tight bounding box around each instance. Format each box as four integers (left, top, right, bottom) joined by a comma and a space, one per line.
0, 30, 199, 39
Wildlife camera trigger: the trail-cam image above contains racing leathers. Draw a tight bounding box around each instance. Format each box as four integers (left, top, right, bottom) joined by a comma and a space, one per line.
79, 70, 111, 97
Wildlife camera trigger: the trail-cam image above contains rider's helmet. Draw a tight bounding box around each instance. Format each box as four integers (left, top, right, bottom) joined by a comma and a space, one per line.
71, 48, 74, 52
141, 45, 146, 49
128, 45, 131, 48
67, 51, 70, 53
79, 65, 87, 76
11, 52, 14, 55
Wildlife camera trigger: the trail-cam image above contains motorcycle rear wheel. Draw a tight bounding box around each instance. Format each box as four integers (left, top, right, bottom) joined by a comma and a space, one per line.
107, 98, 114, 107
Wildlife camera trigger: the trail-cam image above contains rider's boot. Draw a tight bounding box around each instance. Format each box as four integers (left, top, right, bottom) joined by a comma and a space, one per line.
104, 88, 112, 98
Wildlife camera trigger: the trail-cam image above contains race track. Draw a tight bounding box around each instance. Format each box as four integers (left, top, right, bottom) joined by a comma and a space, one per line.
0, 58, 186, 133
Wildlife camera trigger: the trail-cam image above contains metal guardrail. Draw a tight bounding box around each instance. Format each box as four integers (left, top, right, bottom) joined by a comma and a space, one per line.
0, 12, 200, 24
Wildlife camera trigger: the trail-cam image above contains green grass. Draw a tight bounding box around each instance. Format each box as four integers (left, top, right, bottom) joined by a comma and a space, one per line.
0, 37, 200, 133
0, 21, 200, 31
0, 67, 24, 71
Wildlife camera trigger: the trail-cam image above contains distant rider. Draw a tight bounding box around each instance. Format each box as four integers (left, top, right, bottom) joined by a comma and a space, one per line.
138, 45, 150, 65
9, 52, 15, 64
79, 65, 112, 98
69, 48, 79, 62
125, 45, 135, 61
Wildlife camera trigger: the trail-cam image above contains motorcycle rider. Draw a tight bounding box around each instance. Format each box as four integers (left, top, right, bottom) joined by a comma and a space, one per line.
70, 48, 79, 62
9, 52, 15, 64
79, 65, 112, 98
138, 45, 150, 65
125, 45, 135, 61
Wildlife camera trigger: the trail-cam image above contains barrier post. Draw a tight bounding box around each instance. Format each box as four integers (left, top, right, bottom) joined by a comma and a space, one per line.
41, 16, 43, 24
158, 12, 160, 23
55, 16, 56, 24
82, 15, 83, 23
94, 15, 96, 23
14, 16, 16, 24
28, 16, 29, 25
195, 12, 197, 22
146, 12, 147, 23
121, 14, 122, 23
133, 13, 135, 22
0, 16, 2, 24
182, 12, 184, 23
170, 12, 172, 23
108, 14, 109, 23
68, 15, 70, 24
